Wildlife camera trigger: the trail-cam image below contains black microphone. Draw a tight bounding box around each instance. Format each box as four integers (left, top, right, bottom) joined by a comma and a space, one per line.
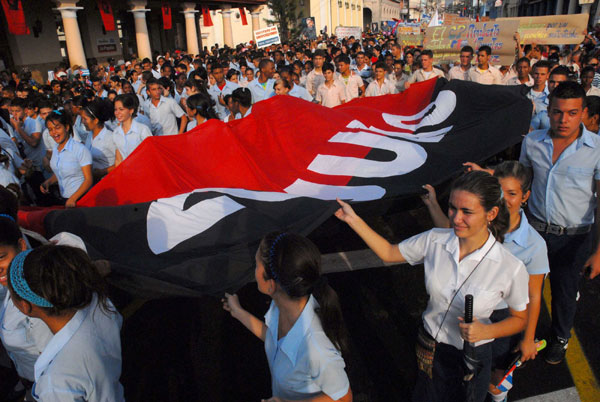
463, 294, 478, 382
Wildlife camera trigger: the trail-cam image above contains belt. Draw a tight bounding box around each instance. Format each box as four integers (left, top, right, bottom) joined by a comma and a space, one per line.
529, 218, 591, 236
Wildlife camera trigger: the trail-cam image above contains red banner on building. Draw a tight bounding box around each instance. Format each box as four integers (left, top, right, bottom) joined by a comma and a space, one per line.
97, 0, 115, 31
162, 2, 172, 30
202, 6, 213, 27
239, 8, 248, 26
1, 0, 29, 35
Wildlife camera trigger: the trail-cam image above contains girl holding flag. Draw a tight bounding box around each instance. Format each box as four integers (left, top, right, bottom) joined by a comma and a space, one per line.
222, 232, 352, 402
336, 171, 529, 402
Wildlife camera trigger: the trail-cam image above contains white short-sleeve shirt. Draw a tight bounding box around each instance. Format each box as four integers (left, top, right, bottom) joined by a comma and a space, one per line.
264, 295, 350, 401
315, 81, 346, 108
365, 78, 397, 97
398, 228, 529, 349
50, 138, 92, 198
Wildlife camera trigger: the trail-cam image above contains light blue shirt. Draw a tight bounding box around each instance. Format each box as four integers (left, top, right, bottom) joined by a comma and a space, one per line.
0, 291, 53, 381
90, 127, 116, 170
520, 125, 600, 227
50, 138, 92, 198
247, 78, 276, 104
113, 120, 152, 160
289, 84, 314, 102
527, 86, 550, 115
73, 115, 92, 146
496, 211, 549, 309
530, 110, 550, 131
32, 294, 124, 402
134, 113, 153, 131
21, 117, 45, 169
264, 295, 350, 401
208, 80, 240, 120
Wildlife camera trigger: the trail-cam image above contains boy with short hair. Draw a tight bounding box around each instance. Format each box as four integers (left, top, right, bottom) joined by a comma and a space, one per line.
315, 63, 346, 108
143, 78, 187, 135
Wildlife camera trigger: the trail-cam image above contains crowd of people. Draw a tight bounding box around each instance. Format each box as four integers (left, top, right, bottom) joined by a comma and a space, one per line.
1, 24, 600, 402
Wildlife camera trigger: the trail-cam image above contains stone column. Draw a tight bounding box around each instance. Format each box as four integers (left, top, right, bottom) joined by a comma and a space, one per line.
567, 0, 577, 14
249, 5, 263, 33
54, 1, 87, 68
128, 0, 152, 60
581, 3, 591, 16
182, 3, 200, 56
221, 5, 234, 47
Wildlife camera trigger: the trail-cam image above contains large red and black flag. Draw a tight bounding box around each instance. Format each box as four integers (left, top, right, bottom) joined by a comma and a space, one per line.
22, 79, 532, 297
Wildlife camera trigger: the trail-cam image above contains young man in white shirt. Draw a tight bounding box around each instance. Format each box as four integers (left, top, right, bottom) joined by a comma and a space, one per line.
468, 45, 503, 85
247, 59, 276, 104
315, 63, 346, 107
306, 50, 327, 97
279, 67, 313, 102
447, 46, 474, 81
388, 60, 408, 93
506, 57, 534, 86
353, 51, 373, 85
336, 54, 365, 101
143, 78, 187, 135
366, 62, 397, 97
405, 50, 446, 89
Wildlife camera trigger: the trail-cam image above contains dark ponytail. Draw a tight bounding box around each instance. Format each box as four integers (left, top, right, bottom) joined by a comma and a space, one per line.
451, 170, 510, 242
259, 232, 349, 353
8, 245, 114, 317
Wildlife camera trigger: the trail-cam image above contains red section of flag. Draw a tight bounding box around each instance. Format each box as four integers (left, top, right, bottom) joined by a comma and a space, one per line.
97, 0, 115, 31
78, 80, 438, 208
239, 8, 248, 25
162, 2, 172, 30
202, 6, 213, 27
1, 0, 29, 35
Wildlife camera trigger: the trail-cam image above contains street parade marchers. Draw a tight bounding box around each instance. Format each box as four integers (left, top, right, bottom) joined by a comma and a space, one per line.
1, 4, 600, 402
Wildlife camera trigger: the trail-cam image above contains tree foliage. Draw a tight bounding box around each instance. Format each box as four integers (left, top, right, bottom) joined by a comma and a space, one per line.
264, 0, 300, 40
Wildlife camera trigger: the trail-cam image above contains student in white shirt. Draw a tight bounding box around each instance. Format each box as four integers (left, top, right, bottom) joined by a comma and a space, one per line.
406, 50, 446, 89
505, 57, 534, 86
207, 63, 240, 120
274, 78, 291, 96
223, 232, 352, 402
335, 171, 529, 402
316, 63, 346, 107
447, 46, 474, 81
366, 61, 397, 97
279, 68, 313, 102
185, 93, 219, 131
7, 245, 124, 402
113, 93, 152, 167
143, 78, 187, 135
336, 54, 365, 101
468, 46, 503, 85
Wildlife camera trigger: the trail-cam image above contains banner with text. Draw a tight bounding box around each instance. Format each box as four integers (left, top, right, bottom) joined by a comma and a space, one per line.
396, 22, 421, 35
398, 34, 424, 47
497, 13, 587, 45
443, 14, 471, 27
254, 26, 281, 48
424, 20, 520, 65
335, 26, 362, 39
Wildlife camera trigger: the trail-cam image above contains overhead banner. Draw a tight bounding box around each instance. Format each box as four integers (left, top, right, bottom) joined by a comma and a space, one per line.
398, 34, 424, 47
497, 13, 588, 45
97, 0, 116, 32
335, 26, 362, 39
254, 26, 281, 48
1, 0, 29, 35
161, 2, 172, 30
424, 20, 520, 65
201, 6, 213, 27
443, 13, 471, 26
20, 80, 532, 297
396, 22, 421, 35
239, 8, 248, 26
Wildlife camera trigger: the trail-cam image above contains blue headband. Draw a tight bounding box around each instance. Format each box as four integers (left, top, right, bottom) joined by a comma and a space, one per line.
268, 233, 288, 281
0, 214, 15, 222
9, 250, 54, 308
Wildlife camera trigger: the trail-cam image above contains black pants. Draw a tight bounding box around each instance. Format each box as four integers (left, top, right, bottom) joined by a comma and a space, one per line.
412, 341, 492, 402
539, 231, 592, 340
